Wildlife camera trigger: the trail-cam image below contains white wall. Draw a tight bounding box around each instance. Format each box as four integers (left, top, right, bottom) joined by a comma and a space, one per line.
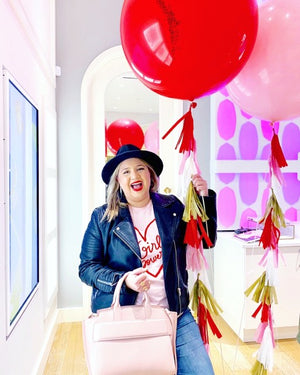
0, 1, 57, 374
56, 0, 125, 309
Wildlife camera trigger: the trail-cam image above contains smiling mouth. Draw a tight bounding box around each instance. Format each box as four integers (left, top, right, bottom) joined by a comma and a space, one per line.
131, 182, 143, 191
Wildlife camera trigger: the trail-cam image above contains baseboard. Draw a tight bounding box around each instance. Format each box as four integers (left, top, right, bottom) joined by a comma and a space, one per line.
243, 326, 298, 343
57, 306, 88, 323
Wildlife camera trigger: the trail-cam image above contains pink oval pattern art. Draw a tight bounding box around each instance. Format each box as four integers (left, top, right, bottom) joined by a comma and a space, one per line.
217, 187, 237, 228
239, 173, 259, 205
215, 92, 300, 230
239, 121, 258, 160
282, 174, 300, 205
285, 207, 298, 222
217, 143, 236, 184
282, 122, 300, 160
217, 99, 236, 140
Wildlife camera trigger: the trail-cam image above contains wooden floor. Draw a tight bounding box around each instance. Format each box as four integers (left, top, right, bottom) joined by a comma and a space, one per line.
44, 316, 300, 374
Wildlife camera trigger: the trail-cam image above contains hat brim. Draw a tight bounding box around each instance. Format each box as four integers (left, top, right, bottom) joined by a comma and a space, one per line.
101, 149, 163, 184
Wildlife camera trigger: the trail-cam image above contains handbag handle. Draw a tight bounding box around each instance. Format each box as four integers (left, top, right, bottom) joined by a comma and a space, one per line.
111, 272, 152, 317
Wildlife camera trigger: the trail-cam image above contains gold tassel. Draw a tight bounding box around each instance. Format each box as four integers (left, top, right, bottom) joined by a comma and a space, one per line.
190, 277, 223, 317
244, 272, 277, 305
183, 182, 209, 222
251, 360, 268, 375
245, 272, 266, 303
261, 188, 286, 229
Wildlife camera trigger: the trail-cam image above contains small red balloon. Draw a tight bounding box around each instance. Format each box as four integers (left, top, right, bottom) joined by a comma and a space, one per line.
120, 0, 258, 101
106, 119, 144, 154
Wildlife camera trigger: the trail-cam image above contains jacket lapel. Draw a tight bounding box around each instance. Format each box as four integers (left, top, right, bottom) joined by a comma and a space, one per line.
152, 193, 181, 269
114, 208, 142, 261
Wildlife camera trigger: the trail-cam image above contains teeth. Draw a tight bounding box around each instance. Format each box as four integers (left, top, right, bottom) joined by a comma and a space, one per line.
131, 182, 142, 190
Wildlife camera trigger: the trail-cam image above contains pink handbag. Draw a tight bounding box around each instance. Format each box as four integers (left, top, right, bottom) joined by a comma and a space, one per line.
82, 272, 177, 375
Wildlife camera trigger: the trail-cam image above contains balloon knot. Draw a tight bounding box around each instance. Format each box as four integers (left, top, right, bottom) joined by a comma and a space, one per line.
191, 102, 197, 109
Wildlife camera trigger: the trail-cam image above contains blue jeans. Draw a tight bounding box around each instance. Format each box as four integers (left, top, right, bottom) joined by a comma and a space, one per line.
176, 309, 215, 374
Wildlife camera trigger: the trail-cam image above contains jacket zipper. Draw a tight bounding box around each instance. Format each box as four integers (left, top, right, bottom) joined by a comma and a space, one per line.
97, 279, 114, 286
173, 239, 182, 316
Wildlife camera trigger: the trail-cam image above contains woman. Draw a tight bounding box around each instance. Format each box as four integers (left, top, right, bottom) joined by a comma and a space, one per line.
79, 144, 217, 374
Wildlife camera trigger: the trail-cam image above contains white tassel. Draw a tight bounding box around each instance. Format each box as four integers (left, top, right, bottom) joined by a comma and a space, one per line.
178, 154, 198, 201
265, 253, 278, 287
256, 326, 274, 371
197, 267, 212, 293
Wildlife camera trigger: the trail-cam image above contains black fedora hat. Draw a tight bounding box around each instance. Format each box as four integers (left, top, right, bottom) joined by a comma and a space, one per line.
101, 144, 163, 184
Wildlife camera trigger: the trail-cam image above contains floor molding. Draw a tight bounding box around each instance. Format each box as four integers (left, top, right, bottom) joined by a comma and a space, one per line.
58, 306, 88, 323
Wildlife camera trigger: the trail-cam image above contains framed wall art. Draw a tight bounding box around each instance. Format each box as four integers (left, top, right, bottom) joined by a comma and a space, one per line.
3, 70, 39, 336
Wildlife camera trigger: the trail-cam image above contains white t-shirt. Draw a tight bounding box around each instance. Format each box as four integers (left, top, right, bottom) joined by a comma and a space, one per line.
129, 201, 169, 308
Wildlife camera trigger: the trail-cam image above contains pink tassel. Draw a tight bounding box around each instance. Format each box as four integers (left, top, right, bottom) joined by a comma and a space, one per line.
258, 244, 279, 268
253, 304, 276, 348
186, 245, 202, 271
179, 151, 190, 174
269, 153, 284, 185
255, 322, 268, 343
268, 308, 276, 348
186, 244, 208, 272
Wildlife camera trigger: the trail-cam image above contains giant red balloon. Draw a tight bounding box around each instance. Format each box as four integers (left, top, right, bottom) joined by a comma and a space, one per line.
106, 119, 144, 154
120, 0, 258, 101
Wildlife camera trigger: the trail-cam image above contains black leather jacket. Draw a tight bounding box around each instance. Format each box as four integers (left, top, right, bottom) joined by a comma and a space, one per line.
79, 191, 217, 314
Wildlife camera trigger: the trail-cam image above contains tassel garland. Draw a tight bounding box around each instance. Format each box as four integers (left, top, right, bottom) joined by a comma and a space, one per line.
161, 104, 223, 350
245, 124, 287, 374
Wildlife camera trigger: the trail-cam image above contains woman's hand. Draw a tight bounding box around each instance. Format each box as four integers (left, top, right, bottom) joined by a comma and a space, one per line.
125, 267, 150, 292
192, 174, 208, 196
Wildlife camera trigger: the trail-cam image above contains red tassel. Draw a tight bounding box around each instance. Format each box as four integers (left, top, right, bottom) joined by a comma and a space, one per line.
259, 209, 280, 249
162, 102, 197, 154
198, 299, 209, 346
197, 217, 213, 248
184, 218, 201, 248
252, 303, 263, 318
251, 303, 272, 323
271, 131, 288, 168
198, 300, 222, 345
261, 303, 270, 323
206, 310, 222, 339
